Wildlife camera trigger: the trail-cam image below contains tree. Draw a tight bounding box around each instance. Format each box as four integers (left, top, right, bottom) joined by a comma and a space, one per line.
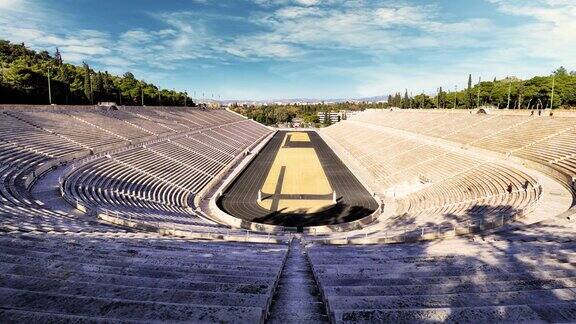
54, 47, 63, 66
438, 86, 444, 108
467, 74, 473, 108
303, 114, 319, 124
322, 113, 332, 126
82, 62, 92, 103
554, 67, 568, 77
402, 89, 409, 109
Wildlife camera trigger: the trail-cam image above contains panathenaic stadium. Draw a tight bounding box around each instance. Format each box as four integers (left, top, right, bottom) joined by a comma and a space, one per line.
0, 105, 575, 323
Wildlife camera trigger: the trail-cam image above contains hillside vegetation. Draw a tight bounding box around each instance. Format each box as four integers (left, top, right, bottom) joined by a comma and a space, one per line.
388, 70, 576, 110
0, 40, 192, 106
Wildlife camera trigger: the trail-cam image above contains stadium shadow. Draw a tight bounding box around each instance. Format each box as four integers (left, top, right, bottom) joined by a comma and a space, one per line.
252, 202, 376, 228
395, 204, 522, 239
318, 206, 575, 322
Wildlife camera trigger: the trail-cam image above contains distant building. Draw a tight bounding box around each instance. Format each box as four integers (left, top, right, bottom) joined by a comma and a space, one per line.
98, 102, 118, 110
291, 117, 303, 128
317, 110, 359, 124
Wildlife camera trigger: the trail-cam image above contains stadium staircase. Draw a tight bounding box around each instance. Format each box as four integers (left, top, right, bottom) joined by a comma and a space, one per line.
267, 238, 329, 323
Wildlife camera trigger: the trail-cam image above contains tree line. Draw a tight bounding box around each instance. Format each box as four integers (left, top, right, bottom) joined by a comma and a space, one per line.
0, 40, 193, 106
388, 69, 576, 110
230, 101, 388, 126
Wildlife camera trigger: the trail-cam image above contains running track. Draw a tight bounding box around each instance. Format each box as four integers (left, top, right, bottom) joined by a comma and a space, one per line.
217, 131, 378, 228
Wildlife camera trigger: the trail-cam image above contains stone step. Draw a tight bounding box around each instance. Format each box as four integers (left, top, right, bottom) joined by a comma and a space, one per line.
316, 269, 576, 287
331, 304, 544, 323
0, 243, 285, 268
270, 300, 325, 313
0, 308, 134, 323
266, 239, 327, 322
268, 312, 329, 323
323, 277, 576, 297
278, 277, 316, 284
0, 260, 276, 284
326, 288, 576, 310
0, 273, 269, 308
311, 259, 574, 275
0, 236, 286, 258
275, 287, 320, 299
0, 263, 275, 289
0, 287, 265, 323
0, 250, 279, 278
529, 301, 576, 322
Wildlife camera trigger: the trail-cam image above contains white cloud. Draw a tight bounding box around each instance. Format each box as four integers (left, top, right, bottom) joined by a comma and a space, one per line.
0, 0, 24, 10
486, 0, 576, 67
223, 2, 492, 60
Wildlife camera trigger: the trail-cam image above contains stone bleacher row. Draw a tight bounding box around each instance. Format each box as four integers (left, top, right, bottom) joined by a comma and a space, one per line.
0, 231, 288, 323
62, 119, 270, 232
307, 228, 576, 323
307, 110, 575, 322
0, 105, 269, 236
322, 120, 541, 235
0, 105, 289, 322
353, 109, 576, 185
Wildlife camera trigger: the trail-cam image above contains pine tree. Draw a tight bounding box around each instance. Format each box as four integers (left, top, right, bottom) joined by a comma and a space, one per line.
394, 93, 401, 107
54, 48, 62, 66
93, 72, 103, 103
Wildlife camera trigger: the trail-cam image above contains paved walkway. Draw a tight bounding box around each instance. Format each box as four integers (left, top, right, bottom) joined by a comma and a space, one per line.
31, 165, 85, 217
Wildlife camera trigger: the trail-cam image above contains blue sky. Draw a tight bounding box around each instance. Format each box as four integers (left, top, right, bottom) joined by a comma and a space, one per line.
1, 0, 575, 100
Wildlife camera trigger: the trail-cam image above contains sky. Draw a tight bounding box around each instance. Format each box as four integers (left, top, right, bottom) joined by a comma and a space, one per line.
0, 0, 575, 100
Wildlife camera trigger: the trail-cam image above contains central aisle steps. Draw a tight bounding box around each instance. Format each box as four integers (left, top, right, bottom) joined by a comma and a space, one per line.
267, 238, 329, 323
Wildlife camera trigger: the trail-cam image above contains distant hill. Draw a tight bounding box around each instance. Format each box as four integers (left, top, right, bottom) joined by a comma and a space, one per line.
221, 96, 389, 106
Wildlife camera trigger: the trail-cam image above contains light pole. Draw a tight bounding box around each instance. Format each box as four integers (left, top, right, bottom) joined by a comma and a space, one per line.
184, 92, 187, 107
141, 87, 144, 106
550, 75, 555, 109
90, 73, 94, 105
477, 77, 481, 108
47, 66, 52, 105
506, 81, 511, 110
454, 86, 458, 109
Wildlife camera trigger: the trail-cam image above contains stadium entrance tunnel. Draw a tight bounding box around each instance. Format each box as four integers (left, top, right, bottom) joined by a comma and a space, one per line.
217, 131, 379, 231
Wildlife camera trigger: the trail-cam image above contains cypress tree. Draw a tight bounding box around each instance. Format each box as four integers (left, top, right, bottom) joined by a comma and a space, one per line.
83, 62, 91, 103
403, 89, 409, 109
467, 74, 473, 108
